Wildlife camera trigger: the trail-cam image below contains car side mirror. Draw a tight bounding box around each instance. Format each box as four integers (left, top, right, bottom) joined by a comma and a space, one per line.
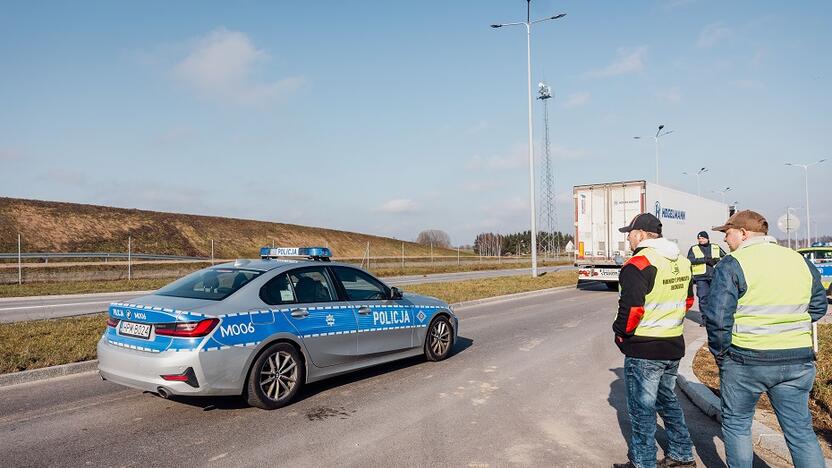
390, 287, 403, 300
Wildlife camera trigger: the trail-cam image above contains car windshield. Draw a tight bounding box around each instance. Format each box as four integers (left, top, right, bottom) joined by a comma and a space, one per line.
156, 268, 263, 301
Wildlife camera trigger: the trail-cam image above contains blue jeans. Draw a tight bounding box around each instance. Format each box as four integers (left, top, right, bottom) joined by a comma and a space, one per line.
694, 279, 710, 320
720, 358, 824, 468
625, 357, 695, 468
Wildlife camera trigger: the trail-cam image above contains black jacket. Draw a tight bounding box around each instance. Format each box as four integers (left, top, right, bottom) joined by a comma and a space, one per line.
686, 242, 726, 280
613, 246, 694, 360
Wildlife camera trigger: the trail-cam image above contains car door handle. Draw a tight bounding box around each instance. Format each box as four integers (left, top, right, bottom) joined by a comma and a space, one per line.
357, 307, 372, 315
290, 308, 309, 318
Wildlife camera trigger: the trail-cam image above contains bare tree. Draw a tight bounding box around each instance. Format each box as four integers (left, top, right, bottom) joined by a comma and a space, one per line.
416, 229, 451, 249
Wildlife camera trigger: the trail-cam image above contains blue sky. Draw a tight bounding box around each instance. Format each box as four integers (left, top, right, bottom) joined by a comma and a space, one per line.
1, 1, 830, 246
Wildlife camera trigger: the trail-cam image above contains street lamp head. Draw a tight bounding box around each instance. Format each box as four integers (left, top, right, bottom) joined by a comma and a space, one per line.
633, 136, 642, 140
490, 24, 502, 28
658, 124, 665, 131
551, 13, 567, 19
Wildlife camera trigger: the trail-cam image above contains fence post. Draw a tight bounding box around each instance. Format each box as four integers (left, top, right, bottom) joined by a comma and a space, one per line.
18, 233, 22, 285
457, 246, 460, 266
211, 239, 214, 265
430, 242, 433, 263
128, 236, 132, 281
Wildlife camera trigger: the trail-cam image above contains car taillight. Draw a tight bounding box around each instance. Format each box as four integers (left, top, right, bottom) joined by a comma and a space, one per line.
107, 317, 120, 327
154, 318, 219, 338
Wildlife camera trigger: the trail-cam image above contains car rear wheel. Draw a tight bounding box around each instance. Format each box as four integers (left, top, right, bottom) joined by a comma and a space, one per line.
425, 316, 453, 361
246, 342, 303, 410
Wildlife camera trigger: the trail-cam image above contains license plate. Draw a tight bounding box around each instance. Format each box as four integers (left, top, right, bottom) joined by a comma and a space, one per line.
119, 321, 152, 339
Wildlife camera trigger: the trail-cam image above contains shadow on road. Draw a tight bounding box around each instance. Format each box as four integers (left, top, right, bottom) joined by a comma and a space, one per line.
577, 281, 618, 292
168, 335, 475, 411
607, 367, 778, 467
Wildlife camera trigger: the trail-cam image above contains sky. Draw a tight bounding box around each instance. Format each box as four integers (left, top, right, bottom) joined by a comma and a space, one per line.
1, 0, 830, 247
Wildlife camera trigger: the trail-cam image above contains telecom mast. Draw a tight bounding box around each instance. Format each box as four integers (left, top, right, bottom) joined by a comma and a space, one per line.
537, 82, 557, 258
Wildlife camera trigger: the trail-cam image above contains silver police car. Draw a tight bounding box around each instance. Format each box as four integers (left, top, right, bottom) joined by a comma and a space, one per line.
97, 247, 458, 409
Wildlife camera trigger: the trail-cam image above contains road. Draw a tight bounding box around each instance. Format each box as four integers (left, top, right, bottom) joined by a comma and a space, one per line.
0, 265, 572, 323
0, 285, 786, 467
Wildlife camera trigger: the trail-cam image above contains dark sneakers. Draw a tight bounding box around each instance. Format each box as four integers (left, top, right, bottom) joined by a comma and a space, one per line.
659, 456, 697, 467
612, 458, 696, 468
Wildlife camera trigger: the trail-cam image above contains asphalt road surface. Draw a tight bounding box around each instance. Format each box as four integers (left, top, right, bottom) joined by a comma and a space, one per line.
0, 284, 787, 467
0, 265, 572, 323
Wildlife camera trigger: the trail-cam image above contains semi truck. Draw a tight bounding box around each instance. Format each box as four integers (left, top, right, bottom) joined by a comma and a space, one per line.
574, 180, 730, 289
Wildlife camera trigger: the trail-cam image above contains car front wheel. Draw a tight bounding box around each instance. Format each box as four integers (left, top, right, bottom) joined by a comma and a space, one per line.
246, 342, 304, 410
425, 316, 454, 361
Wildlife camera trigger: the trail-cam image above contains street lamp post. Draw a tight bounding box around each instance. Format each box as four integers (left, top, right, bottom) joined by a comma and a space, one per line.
711, 186, 732, 204
634, 125, 674, 185
491, 1, 566, 278
682, 167, 708, 196
785, 159, 826, 248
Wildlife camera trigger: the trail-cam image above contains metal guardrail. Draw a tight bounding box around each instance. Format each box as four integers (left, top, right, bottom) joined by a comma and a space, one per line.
0, 252, 208, 261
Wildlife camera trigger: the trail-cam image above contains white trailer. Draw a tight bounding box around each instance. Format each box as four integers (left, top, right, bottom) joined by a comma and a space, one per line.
574, 180, 730, 288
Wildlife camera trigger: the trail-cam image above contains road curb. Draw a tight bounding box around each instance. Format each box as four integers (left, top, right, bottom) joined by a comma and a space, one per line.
0, 360, 98, 388
0, 284, 581, 388
677, 336, 832, 465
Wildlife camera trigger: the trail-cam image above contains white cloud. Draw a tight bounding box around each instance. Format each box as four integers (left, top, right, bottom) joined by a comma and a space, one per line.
153, 127, 194, 145
378, 198, 420, 214
586, 47, 647, 77
173, 28, 304, 106
562, 91, 591, 109
698, 22, 732, 48
656, 86, 682, 102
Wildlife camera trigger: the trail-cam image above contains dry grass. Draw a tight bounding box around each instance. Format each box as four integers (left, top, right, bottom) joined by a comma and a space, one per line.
368, 259, 569, 278
0, 313, 105, 374
693, 324, 832, 451
0, 196, 461, 259
400, 270, 578, 304
1, 272, 578, 374
0, 261, 572, 298
0, 279, 172, 298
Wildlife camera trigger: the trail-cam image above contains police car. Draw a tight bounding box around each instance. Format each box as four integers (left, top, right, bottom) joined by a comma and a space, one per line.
97, 247, 459, 409
798, 242, 832, 301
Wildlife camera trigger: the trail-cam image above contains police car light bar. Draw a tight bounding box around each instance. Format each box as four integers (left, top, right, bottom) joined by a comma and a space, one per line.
260, 247, 332, 261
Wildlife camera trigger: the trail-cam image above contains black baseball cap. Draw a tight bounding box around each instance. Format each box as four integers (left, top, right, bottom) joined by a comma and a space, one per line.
619, 213, 663, 235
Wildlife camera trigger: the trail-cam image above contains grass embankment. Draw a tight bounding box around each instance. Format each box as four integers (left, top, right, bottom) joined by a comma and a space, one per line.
0, 260, 572, 298
693, 324, 832, 451
0, 196, 461, 258
0, 271, 578, 374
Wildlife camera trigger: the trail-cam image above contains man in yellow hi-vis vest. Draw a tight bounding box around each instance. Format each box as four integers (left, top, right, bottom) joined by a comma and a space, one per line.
612, 213, 697, 468
686, 231, 726, 327
706, 210, 826, 467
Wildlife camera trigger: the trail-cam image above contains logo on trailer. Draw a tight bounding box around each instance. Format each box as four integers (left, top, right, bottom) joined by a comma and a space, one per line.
655, 201, 686, 221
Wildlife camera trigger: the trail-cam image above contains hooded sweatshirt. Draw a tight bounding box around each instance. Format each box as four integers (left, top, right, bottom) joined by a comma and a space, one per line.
613, 238, 694, 360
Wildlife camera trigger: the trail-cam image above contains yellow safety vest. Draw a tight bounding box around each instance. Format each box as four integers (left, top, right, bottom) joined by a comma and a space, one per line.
691, 244, 722, 276
632, 248, 692, 338
730, 241, 813, 350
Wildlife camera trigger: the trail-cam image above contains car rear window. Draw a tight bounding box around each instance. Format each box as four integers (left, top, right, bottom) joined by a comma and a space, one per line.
157, 268, 262, 301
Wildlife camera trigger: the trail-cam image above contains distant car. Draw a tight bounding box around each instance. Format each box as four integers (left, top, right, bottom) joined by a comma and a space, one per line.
97, 247, 458, 409
798, 243, 832, 301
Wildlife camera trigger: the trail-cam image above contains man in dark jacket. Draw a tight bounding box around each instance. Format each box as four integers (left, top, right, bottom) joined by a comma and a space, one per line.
705, 210, 826, 467
686, 231, 726, 326
613, 213, 697, 468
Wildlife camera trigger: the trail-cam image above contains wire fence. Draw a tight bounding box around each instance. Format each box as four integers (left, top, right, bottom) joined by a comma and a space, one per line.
0, 234, 572, 285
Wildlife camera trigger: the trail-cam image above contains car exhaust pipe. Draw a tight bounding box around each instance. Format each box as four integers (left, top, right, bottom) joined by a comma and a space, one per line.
156, 386, 171, 399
